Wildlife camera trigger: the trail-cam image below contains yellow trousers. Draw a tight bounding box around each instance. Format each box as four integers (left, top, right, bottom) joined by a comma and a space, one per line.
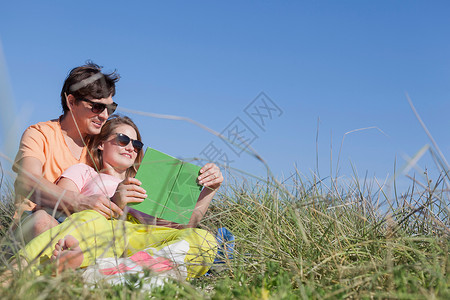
20, 210, 217, 279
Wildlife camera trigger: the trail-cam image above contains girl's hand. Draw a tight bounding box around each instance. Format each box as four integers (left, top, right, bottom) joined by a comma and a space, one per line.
198, 163, 223, 190
111, 177, 147, 209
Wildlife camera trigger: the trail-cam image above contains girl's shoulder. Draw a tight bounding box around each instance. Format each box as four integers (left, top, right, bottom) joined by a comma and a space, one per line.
64, 163, 97, 175
60, 163, 99, 184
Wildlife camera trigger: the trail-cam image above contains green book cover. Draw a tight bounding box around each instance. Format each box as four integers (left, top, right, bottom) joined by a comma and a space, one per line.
130, 148, 203, 225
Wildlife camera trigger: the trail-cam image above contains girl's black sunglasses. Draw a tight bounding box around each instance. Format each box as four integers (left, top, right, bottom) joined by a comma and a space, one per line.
79, 98, 118, 115
115, 133, 144, 153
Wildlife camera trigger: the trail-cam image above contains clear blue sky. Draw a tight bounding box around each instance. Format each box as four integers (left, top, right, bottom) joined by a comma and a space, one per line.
1, 1, 450, 193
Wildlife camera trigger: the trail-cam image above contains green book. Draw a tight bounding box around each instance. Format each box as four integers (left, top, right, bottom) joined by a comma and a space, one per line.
130, 148, 203, 225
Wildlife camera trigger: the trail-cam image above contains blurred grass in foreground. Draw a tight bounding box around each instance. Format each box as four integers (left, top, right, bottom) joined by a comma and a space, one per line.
0, 166, 448, 299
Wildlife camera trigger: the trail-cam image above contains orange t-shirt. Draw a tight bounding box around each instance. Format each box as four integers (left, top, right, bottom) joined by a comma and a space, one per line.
13, 118, 88, 210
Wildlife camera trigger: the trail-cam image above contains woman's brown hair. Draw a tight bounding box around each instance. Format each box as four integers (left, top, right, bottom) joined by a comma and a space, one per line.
87, 115, 144, 178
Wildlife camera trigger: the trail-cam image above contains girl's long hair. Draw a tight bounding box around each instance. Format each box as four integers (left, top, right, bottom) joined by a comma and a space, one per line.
87, 115, 144, 178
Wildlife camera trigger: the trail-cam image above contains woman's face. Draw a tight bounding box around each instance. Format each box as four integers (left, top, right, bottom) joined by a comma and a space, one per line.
99, 124, 140, 174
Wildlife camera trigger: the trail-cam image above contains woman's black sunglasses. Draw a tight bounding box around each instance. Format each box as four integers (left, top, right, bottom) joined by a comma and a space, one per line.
79, 98, 118, 115
115, 133, 144, 153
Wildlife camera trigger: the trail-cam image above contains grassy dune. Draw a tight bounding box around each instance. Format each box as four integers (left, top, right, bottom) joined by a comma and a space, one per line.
0, 168, 448, 299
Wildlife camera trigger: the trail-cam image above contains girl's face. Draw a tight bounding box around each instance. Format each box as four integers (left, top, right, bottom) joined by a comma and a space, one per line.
99, 124, 140, 177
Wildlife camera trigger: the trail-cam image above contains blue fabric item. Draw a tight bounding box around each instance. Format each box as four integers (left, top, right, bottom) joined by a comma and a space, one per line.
214, 227, 235, 263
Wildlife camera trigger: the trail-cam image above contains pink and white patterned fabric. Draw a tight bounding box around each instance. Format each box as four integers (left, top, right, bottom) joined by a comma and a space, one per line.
82, 240, 191, 290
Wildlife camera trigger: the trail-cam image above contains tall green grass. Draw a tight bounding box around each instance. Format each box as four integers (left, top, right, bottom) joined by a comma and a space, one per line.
0, 164, 448, 299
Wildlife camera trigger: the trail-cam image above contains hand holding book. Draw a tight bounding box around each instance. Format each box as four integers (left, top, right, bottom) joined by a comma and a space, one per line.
111, 177, 147, 209
198, 163, 223, 190
129, 148, 223, 225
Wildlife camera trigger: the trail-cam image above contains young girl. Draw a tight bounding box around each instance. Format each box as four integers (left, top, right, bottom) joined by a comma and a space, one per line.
55, 114, 222, 228
19, 115, 222, 278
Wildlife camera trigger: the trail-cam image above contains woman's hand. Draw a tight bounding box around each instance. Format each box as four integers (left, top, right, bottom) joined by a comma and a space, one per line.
197, 163, 223, 190
111, 177, 147, 210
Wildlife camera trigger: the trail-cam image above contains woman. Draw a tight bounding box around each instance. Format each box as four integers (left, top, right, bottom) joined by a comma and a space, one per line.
20, 115, 223, 279
56, 114, 222, 227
